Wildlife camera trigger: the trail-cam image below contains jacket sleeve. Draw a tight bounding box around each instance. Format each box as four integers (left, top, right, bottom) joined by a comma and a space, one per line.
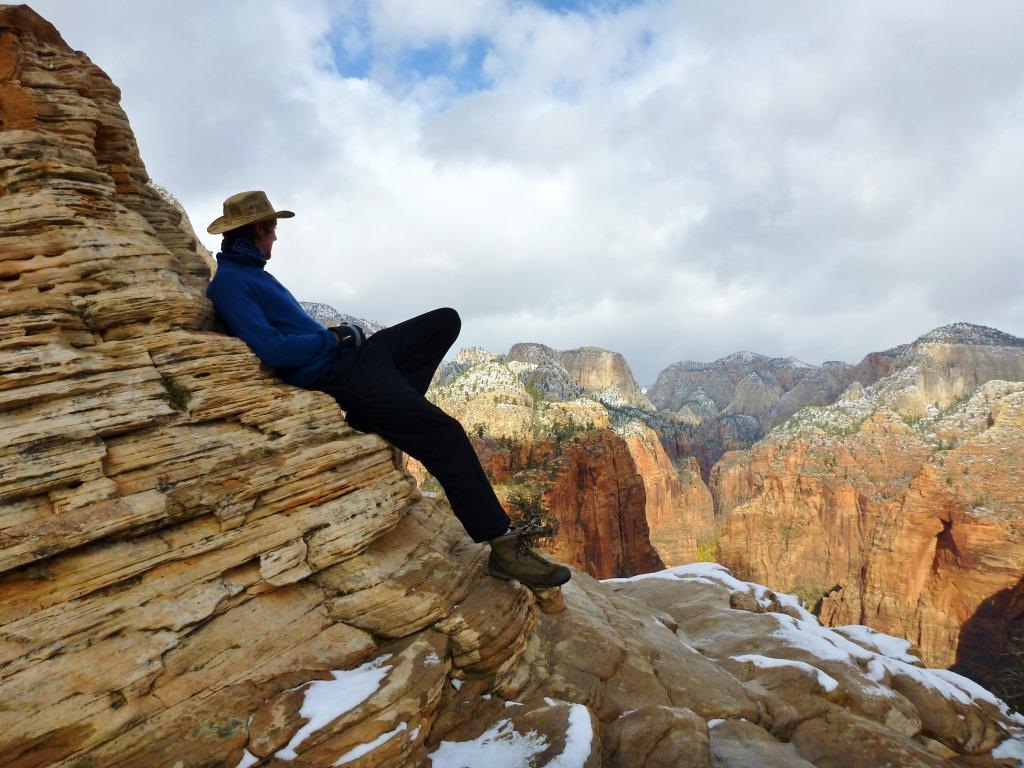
209, 279, 336, 369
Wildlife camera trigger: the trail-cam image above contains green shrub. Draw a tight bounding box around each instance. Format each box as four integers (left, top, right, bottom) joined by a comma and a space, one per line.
786, 585, 828, 616
695, 541, 717, 562
506, 487, 558, 534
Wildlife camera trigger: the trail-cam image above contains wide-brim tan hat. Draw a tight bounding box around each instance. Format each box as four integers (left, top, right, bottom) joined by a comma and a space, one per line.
207, 190, 295, 235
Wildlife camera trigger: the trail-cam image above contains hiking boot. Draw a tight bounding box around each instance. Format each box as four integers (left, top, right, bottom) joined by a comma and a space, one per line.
488, 527, 571, 589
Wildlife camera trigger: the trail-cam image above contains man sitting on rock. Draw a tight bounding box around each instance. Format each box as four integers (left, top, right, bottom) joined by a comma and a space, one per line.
205, 190, 570, 590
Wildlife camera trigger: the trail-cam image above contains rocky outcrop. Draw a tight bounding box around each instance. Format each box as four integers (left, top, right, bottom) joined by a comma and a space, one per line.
617, 421, 716, 566
713, 330, 1024, 697
647, 350, 903, 476
427, 350, 711, 576
508, 342, 653, 409
609, 563, 1024, 764
3, 8, 1023, 766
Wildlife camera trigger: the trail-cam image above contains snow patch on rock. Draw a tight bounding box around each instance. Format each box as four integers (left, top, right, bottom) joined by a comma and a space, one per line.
731, 653, 839, 692
276, 654, 393, 760
428, 719, 549, 768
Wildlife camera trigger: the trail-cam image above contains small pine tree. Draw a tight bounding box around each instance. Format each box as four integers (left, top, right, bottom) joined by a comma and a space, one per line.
506, 487, 557, 535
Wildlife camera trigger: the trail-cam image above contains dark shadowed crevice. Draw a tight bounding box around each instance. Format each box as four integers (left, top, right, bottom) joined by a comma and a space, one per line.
931, 518, 962, 573
952, 575, 1024, 713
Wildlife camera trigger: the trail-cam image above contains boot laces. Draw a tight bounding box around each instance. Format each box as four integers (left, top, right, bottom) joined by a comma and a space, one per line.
514, 534, 555, 567
515, 522, 556, 541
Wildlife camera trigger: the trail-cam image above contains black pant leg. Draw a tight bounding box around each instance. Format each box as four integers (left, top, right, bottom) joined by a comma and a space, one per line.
313, 345, 510, 542
368, 307, 460, 395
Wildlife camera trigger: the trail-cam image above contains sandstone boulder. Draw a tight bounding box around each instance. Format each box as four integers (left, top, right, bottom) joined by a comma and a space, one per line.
606, 563, 1024, 765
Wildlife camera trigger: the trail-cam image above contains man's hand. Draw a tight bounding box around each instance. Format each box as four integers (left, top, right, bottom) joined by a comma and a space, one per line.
330, 324, 365, 348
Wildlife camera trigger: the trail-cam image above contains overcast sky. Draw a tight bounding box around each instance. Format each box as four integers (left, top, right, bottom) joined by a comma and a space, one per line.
30, 0, 1024, 383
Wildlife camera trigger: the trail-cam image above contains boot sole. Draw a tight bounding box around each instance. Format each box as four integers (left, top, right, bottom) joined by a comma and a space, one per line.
488, 564, 571, 588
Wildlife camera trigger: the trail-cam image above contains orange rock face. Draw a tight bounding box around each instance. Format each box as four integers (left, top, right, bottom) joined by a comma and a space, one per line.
408, 426, 675, 579
619, 423, 715, 566
715, 380, 1024, 694
539, 430, 664, 579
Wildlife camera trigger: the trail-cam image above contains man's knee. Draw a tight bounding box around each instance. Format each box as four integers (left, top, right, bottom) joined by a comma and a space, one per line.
431, 407, 464, 432
418, 408, 470, 445
434, 307, 461, 337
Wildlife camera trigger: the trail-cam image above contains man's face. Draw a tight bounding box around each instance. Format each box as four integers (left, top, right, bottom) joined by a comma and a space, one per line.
254, 219, 277, 259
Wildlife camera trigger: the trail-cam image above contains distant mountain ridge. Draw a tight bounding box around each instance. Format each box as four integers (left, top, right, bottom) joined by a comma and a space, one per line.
915, 322, 1024, 347
646, 323, 1024, 474
507, 342, 653, 409
300, 301, 385, 335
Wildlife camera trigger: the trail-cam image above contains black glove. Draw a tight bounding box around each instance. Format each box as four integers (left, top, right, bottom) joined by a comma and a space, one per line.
330, 323, 365, 348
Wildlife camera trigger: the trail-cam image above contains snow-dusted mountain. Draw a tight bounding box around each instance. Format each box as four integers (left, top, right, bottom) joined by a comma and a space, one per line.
300, 302, 385, 335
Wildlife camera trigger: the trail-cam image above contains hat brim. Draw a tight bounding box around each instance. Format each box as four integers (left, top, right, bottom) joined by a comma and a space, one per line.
207, 209, 295, 235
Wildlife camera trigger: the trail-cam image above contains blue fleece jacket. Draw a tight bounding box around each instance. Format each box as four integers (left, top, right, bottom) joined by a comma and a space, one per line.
206, 241, 336, 388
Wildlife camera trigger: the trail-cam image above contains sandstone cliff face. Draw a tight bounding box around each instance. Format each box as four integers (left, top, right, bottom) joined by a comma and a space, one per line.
3, 8, 1023, 767
617, 421, 715, 567
647, 350, 901, 477
508, 342, 653, 409
426, 350, 713, 576
539, 430, 664, 578
714, 331, 1024, 697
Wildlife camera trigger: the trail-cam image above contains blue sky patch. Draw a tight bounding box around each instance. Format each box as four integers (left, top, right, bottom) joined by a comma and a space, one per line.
398, 36, 493, 94
529, 0, 647, 15
328, 23, 493, 98
327, 12, 374, 80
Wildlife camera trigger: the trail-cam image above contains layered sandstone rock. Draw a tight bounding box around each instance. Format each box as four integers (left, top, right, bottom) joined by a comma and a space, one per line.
714, 331, 1024, 697
3, 8, 1022, 767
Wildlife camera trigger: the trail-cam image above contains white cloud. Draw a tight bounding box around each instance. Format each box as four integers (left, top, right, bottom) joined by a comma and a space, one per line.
27, 0, 1024, 382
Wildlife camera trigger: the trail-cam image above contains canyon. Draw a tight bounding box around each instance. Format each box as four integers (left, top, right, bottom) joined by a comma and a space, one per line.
712, 329, 1024, 705
421, 328, 1024, 713
1, 5, 1023, 766
421, 346, 715, 578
